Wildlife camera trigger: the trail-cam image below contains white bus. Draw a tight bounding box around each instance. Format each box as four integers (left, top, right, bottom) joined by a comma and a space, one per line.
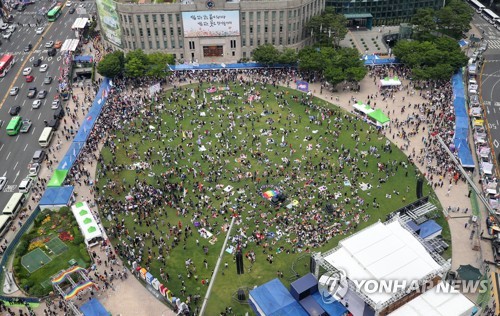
2, 192, 26, 216
38, 127, 54, 147
469, 0, 486, 13
482, 8, 499, 24
0, 214, 12, 238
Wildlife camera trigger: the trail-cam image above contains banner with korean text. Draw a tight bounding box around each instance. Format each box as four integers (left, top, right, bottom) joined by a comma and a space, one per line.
182, 11, 240, 37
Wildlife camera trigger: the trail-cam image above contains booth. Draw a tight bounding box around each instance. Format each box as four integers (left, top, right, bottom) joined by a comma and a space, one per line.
70, 201, 103, 247
353, 102, 373, 118
140, 268, 147, 280
146, 272, 154, 285
152, 278, 160, 291
379, 77, 402, 89
367, 109, 391, 128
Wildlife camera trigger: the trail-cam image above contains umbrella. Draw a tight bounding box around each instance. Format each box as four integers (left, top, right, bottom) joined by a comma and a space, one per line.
457, 264, 482, 281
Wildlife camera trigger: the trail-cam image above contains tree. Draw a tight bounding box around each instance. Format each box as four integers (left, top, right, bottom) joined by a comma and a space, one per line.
411, 8, 437, 40
278, 48, 298, 64
96, 51, 124, 78
307, 8, 348, 47
252, 44, 280, 65
146, 52, 175, 77
393, 38, 467, 80
125, 56, 147, 78
436, 0, 473, 38
298, 46, 323, 72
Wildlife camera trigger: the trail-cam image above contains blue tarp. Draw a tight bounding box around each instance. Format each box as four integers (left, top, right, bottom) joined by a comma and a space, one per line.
311, 292, 349, 316
459, 40, 468, 47
452, 71, 475, 168
419, 220, 442, 239
57, 142, 85, 171
73, 55, 94, 63
362, 55, 400, 66
39, 186, 74, 207
74, 78, 111, 143
249, 279, 308, 316
168, 63, 292, 71
299, 296, 326, 316
80, 298, 110, 316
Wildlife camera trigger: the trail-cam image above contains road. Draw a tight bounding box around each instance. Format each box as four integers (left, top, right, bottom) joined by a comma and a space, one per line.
0, 0, 95, 211
475, 14, 500, 173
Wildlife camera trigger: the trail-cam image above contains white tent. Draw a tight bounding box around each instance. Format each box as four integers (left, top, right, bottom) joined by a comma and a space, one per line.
71, 201, 103, 247
388, 281, 476, 316
481, 161, 493, 175
353, 102, 373, 115
380, 77, 402, 87
323, 220, 444, 307
61, 39, 80, 52
71, 17, 89, 30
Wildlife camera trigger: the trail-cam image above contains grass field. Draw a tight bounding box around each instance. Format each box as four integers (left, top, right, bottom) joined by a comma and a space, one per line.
96, 83, 447, 315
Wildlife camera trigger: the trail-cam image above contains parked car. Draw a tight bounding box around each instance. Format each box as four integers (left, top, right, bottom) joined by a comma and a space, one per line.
40, 64, 48, 72
20, 119, 32, 133
54, 40, 62, 49
23, 67, 32, 75
32, 150, 46, 163
51, 100, 61, 109
69, 7, 75, 13
18, 178, 33, 193
2, 32, 12, 39
45, 41, 54, 48
44, 76, 53, 84
24, 43, 32, 52
37, 90, 47, 99
26, 75, 34, 82
33, 59, 42, 67
48, 48, 56, 57
28, 163, 40, 177
35, 26, 45, 34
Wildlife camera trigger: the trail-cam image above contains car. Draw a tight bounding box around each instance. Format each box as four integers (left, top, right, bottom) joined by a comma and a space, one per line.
44, 41, 54, 48
51, 100, 61, 109
37, 90, 47, 99
33, 59, 42, 67
23, 67, 32, 75
2, 32, 12, 39
32, 150, 46, 163
66, 1, 72, 6
20, 119, 32, 133
48, 48, 56, 57
27, 87, 37, 99
54, 107, 64, 119
69, 7, 75, 14
28, 163, 40, 177
24, 43, 32, 52
18, 178, 33, 193
9, 105, 20, 116
44, 76, 53, 84
7, 24, 16, 33
0, 176, 6, 191
40, 64, 48, 72
35, 26, 44, 34
32, 99, 42, 109
0, 24, 8, 31
9, 87, 19, 96
48, 118, 60, 130
26, 75, 34, 83
54, 40, 62, 49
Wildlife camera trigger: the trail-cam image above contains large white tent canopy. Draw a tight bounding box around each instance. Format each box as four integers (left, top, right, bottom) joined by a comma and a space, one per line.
323, 221, 442, 306
388, 281, 476, 316
61, 39, 80, 52
380, 77, 402, 87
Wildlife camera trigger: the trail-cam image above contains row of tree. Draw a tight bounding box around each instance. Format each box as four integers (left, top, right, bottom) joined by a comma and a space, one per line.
411, 0, 474, 40
97, 49, 174, 78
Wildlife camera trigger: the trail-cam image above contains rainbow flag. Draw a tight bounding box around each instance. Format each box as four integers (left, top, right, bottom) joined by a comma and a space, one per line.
64, 281, 96, 300
262, 190, 279, 200
51, 266, 86, 284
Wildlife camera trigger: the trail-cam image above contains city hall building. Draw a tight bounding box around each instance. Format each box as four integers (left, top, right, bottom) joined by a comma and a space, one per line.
97, 0, 324, 63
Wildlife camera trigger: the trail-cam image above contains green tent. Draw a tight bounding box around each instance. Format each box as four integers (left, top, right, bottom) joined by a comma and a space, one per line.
367, 109, 390, 127
79, 209, 88, 216
83, 218, 92, 224
457, 264, 482, 281
88, 226, 97, 233
47, 170, 69, 187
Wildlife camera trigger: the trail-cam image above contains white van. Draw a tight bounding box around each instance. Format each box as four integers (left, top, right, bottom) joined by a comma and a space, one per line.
18, 178, 33, 193
38, 126, 54, 147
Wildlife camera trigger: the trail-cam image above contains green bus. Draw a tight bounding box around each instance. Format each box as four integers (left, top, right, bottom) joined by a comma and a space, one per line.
47, 2, 63, 22
6, 116, 22, 136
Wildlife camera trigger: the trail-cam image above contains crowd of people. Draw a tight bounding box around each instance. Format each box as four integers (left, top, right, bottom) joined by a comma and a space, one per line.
39, 63, 466, 315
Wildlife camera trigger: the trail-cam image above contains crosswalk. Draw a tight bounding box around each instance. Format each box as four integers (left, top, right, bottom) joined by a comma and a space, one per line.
487, 39, 500, 49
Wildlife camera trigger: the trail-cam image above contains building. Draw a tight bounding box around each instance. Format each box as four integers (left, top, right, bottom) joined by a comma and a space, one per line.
326, 0, 443, 28
96, 0, 324, 63
312, 218, 453, 316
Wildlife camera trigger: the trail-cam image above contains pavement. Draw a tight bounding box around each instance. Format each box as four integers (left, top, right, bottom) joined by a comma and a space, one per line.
2, 23, 497, 315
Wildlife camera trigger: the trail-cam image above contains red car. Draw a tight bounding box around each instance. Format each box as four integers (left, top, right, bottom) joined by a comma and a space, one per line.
26, 75, 34, 82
